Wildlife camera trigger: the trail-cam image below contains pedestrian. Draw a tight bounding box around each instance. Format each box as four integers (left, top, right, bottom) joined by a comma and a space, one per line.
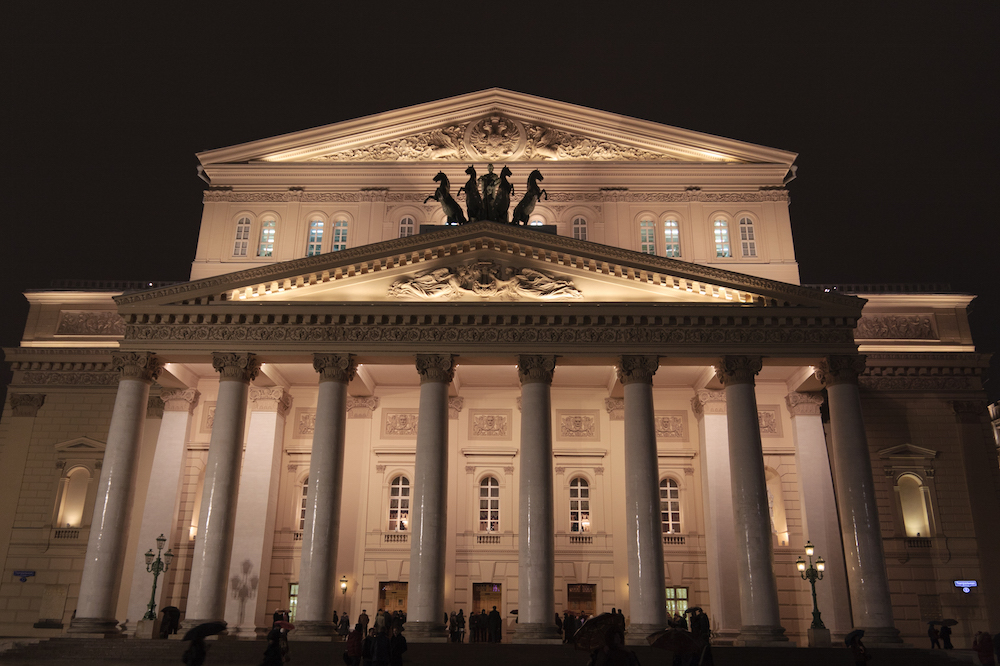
346, 624, 364, 666
339, 613, 351, 636
373, 626, 391, 666
333, 610, 340, 629
849, 634, 870, 665
181, 637, 207, 666
457, 609, 466, 643
974, 632, 995, 666
449, 611, 457, 642
941, 623, 954, 650
554, 612, 562, 636
361, 628, 377, 666
262, 627, 284, 666
588, 627, 639, 666
489, 605, 502, 643
374, 608, 386, 635
389, 624, 408, 666
928, 623, 940, 649
359, 609, 370, 636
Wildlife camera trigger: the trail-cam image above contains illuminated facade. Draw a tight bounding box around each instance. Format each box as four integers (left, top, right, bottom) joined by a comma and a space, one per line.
1, 90, 997, 647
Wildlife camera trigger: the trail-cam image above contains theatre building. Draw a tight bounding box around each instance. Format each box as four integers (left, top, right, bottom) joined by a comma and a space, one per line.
1, 90, 997, 647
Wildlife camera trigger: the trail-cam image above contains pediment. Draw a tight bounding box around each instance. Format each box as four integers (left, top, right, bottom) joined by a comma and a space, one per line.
55, 436, 106, 454
197, 89, 796, 167
877, 443, 938, 461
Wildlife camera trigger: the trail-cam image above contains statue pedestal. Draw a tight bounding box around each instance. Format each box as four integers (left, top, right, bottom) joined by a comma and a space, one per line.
134, 618, 161, 639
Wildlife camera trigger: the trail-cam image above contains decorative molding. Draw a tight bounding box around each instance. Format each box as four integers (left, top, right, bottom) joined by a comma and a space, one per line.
293, 408, 316, 437
347, 396, 379, 419
503, 465, 515, 474
9, 393, 45, 417
448, 397, 464, 420
161, 388, 200, 413
618, 355, 659, 385
211, 352, 260, 382
554, 466, 565, 474
313, 353, 356, 383
654, 411, 688, 441
56, 311, 125, 336
201, 402, 217, 434
388, 261, 581, 301
19, 371, 118, 386
952, 400, 987, 423
249, 387, 292, 415
415, 354, 455, 384
605, 398, 624, 421
521, 123, 664, 161
515, 397, 522, 413
756, 404, 783, 438
203, 190, 363, 203
855, 314, 936, 340
469, 410, 512, 441
518, 355, 557, 385
382, 410, 419, 438
683, 467, 695, 476
556, 410, 600, 441
816, 355, 867, 387
691, 389, 726, 417
146, 396, 165, 419
112, 351, 162, 383
375, 464, 386, 473
715, 355, 761, 386
594, 466, 604, 475
465, 465, 476, 473
785, 392, 823, 416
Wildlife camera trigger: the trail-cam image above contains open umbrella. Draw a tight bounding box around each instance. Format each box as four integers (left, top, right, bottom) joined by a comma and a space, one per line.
941, 619, 958, 626
844, 629, 865, 646
572, 612, 626, 651
683, 606, 703, 615
275, 620, 295, 631
183, 621, 227, 641
647, 628, 698, 655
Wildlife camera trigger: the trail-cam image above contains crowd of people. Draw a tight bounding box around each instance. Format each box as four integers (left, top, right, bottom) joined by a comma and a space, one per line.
343, 609, 408, 666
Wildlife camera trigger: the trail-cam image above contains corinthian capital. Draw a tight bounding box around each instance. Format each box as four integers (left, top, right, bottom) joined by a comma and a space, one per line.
415, 354, 455, 384
313, 354, 356, 383
691, 389, 726, 417
112, 351, 162, 383
211, 352, 260, 382
617, 355, 659, 385
815, 355, 867, 387
785, 391, 824, 416
715, 355, 762, 386
9, 393, 45, 417
161, 388, 200, 413
249, 387, 293, 415
518, 355, 556, 385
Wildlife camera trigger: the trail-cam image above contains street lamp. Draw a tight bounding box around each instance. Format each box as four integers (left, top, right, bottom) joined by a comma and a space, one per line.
340, 575, 349, 613
142, 533, 173, 621
795, 540, 826, 630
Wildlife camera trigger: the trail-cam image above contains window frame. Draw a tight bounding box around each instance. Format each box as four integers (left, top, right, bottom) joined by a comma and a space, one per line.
712, 216, 732, 258
399, 215, 416, 238
331, 218, 349, 251
572, 215, 588, 241
662, 217, 681, 258
738, 214, 758, 258
639, 217, 657, 254
569, 477, 591, 533
388, 475, 411, 532
665, 586, 689, 616
305, 215, 327, 257
257, 216, 277, 257
659, 477, 682, 534
478, 476, 500, 532
893, 471, 938, 538
233, 215, 253, 257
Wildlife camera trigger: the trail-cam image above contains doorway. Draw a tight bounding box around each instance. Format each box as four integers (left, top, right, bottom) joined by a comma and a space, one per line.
566, 583, 596, 616
378, 581, 408, 613
472, 582, 502, 614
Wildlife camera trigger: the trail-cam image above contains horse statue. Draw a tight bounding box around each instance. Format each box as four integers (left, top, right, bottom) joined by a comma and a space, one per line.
511, 170, 548, 225
460, 165, 485, 222
491, 165, 514, 224
424, 171, 467, 225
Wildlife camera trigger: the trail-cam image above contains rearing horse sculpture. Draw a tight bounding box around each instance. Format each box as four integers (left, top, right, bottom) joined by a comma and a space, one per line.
492, 166, 514, 224
511, 169, 548, 226
424, 171, 467, 225
460, 165, 485, 222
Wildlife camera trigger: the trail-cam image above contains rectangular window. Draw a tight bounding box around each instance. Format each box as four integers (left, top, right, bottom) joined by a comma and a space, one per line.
665, 586, 689, 616
714, 219, 731, 257
399, 216, 415, 238
573, 216, 588, 241
306, 220, 324, 256
258, 219, 276, 257
288, 583, 299, 623
739, 217, 757, 257
332, 220, 348, 251
234, 217, 251, 257
640, 219, 656, 254
664, 219, 681, 257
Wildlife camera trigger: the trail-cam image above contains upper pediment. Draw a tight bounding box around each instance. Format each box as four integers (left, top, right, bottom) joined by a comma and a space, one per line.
197, 89, 797, 167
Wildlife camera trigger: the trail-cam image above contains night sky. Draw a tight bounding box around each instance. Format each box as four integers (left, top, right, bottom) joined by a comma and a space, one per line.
4, 4, 998, 401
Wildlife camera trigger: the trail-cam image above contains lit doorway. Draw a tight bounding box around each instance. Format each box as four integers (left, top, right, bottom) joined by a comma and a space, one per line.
566, 583, 596, 616
472, 582, 502, 614
378, 581, 408, 613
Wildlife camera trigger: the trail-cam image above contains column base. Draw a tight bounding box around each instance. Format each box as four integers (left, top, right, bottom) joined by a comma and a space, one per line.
512, 623, 562, 644
67, 617, 123, 636
293, 620, 335, 640
807, 627, 831, 647
624, 623, 666, 646
855, 626, 905, 646
733, 625, 792, 647
402, 621, 448, 642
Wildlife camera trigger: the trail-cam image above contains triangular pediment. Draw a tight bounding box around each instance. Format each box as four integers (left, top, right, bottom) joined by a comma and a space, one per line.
117, 223, 859, 313
55, 436, 106, 454
878, 443, 938, 461
197, 89, 797, 167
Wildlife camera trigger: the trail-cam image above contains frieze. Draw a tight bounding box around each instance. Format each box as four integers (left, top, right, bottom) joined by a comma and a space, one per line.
388, 261, 582, 301
201, 189, 787, 204
469, 410, 511, 441
56, 311, 125, 336
382, 410, 419, 438
203, 191, 363, 203
20, 370, 124, 387
557, 410, 599, 441
521, 124, 664, 161
654, 411, 688, 441
859, 377, 977, 391
855, 314, 936, 340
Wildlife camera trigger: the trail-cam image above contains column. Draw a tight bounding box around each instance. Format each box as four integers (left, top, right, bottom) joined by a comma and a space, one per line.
126, 388, 200, 635
691, 389, 741, 644
223, 387, 292, 637
296, 354, 355, 638
405, 354, 454, 641
816, 355, 901, 644
182, 352, 260, 629
514, 355, 561, 643
716, 356, 788, 645
786, 391, 852, 644
70, 352, 162, 634
618, 355, 668, 642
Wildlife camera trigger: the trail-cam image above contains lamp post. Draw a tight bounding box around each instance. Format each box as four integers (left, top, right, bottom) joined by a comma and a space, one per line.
142, 534, 173, 621
796, 540, 826, 630
340, 575, 348, 614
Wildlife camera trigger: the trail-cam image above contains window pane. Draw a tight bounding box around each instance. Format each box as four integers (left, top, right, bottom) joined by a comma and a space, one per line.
664, 219, 681, 257
640, 219, 656, 254
714, 219, 731, 257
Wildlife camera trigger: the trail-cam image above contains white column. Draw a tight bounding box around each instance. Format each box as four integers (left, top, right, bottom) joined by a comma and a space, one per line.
183, 353, 260, 629
296, 354, 355, 638
405, 354, 454, 642
786, 391, 853, 644
514, 355, 561, 643
70, 352, 162, 634
125, 389, 199, 632
817, 356, 901, 644
716, 356, 788, 646
223, 387, 292, 637
619, 355, 667, 642
692, 389, 742, 644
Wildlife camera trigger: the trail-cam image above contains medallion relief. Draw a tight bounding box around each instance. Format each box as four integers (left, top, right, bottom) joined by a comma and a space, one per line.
654, 411, 688, 441
556, 410, 600, 442
468, 409, 512, 441
382, 410, 419, 438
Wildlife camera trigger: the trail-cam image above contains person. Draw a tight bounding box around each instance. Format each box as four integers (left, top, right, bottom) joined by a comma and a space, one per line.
449, 611, 457, 642
374, 608, 386, 635
262, 627, 284, 666
389, 624, 408, 666
333, 610, 340, 629
359, 609, 370, 636
339, 612, 351, 637
373, 626, 391, 666
479, 609, 489, 642
361, 628, 377, 666
675, 612, 688, 631
554, 612, 562, 636
489, 605, 502, 643
928, 623, 941, 648
974, 632, 996, 666
941, 623, 954, 649
849, 634, 870, 665
346, 624, 364, 666
182, 637, 207, 666
587, 627, 639, 666
457, 609, 466, 643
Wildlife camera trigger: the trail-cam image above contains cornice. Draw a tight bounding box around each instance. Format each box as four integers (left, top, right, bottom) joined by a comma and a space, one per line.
202, 189, 789, 204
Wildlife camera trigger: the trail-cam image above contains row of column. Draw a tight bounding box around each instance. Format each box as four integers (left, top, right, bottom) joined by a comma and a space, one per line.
68, 351, 900, 646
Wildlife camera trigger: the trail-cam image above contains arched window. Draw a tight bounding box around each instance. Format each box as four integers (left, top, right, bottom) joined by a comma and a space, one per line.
640, 218, 656, 254
572, 216, 588, 241
306, 219, 325, 256
660, 478, 681, 534
479, 476, 500, 532
569, 477, 591, 532
298, 477, 310, 531
898, 474, 931, 537
332, 219, 349, 251
528, 215, 545, 226
713, 218, 731, 257
56, 467, 90, 528
739, 216, 757, 257
663, 219, 681, 257
388, 476, 410, 531
258, 217, 277, 257
399, 216, 415, 238
233, 216, 251, 257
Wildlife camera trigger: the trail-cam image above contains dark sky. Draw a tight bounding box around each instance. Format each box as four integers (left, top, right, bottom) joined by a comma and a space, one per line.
3, 4, 999, 401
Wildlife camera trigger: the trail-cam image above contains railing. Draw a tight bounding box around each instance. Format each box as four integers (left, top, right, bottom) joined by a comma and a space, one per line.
384, 533, 408, 544
906, 537, 932, 548
476, 534, 501, 545
54, 529, 80, 539
46, 279, 182, 292
662, 535, 686, 546
293, 532, 303, 541
804, 283, 953, 294
569, 535, 593, 545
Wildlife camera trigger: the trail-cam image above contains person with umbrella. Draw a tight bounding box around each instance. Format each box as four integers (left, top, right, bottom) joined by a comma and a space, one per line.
181, 622, 226, 666
940, 619, 956, 649
845, 629, 869, 665
262, 626, 285, 666
927, 621, 941, 648
587, 626, 639, 666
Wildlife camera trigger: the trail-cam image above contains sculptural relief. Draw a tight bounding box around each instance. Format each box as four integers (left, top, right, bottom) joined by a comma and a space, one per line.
654, 412, 688, 441
756, 406, 783, 437
855, 314, 936, 340
388, 261, 582, 301
558, 411, 600, 441
56, 311, 125, 336
383, 411, 419, 438
468, 409, 512, 440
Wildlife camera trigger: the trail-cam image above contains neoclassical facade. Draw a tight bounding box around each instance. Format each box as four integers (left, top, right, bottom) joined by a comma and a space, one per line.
1, 90, 997, 647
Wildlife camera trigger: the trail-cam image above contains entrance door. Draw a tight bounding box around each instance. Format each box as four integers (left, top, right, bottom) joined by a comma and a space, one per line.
378, 581, 408, 613
566, 583, 596, 616
472, 582, 502, 614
